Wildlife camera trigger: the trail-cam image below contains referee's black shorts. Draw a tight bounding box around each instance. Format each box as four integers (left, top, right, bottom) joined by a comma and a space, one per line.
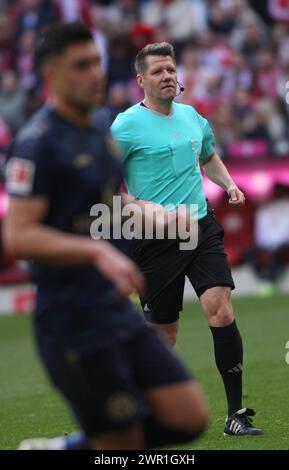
129, 210, 235, 324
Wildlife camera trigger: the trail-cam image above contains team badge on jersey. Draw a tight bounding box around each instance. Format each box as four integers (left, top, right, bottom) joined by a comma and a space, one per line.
172, 132, 180, 140
6, 158, 35, 196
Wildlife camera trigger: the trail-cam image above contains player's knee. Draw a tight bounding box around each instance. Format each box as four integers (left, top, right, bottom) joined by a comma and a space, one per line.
158, 383, 208, 435
90, 423, 144, 450
179, 402, 208, 439
183, 389, 208, 436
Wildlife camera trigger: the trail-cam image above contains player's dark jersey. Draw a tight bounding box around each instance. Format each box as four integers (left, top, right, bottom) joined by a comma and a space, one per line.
6, 106, 145, 353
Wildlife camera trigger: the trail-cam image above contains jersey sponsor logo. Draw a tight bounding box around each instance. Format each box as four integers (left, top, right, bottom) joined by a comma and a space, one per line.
72, 152, 93, 168
6, 158, 35, 196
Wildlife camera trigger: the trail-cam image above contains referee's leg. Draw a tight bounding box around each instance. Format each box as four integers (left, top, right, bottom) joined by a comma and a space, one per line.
141, 271, 186, 346
199, 285, 234, 327
152, 320, 179, 346
199, 286, 243, 417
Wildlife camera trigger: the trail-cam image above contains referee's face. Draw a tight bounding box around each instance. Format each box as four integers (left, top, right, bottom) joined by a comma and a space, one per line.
138, 55, 177, 102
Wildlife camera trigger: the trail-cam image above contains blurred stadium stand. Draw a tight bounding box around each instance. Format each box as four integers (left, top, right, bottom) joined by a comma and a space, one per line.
1, 0, 289, 312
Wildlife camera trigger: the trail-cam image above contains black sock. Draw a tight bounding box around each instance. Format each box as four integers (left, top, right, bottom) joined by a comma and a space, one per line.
210, 320, 243, 416
143, 414, 202, 449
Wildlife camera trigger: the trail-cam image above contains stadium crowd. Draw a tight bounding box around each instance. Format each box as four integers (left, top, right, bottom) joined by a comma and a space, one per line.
1, 0, 289, 285
1, 0, 289, 162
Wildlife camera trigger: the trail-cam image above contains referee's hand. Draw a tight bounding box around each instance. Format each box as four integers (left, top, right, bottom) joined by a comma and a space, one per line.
93, 241, 145, 297
227, 185, 245, 209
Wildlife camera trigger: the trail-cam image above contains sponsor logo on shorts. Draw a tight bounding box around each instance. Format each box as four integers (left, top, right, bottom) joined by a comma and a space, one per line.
106, 392, 137, 422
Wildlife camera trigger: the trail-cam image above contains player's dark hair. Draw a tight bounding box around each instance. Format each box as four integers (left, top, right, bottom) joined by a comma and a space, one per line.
135, 42, 176, 74
35, 22, 94, 71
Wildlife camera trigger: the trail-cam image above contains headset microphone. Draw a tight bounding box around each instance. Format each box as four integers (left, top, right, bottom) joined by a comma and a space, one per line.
176, 82, 185, 96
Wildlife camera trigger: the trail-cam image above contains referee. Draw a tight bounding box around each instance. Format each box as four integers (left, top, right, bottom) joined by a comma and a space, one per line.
111, 42, 262, 436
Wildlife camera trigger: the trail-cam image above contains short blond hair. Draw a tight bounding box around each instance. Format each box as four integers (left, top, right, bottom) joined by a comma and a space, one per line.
135, 42, 176, 74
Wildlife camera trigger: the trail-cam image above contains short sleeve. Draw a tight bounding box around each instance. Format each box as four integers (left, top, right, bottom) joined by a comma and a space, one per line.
197, 113, 216, 161
110, 114, 133, 162
6, 134, 54, 198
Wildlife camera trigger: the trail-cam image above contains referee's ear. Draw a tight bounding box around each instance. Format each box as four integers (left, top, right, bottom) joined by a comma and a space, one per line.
136, 74, 144, 90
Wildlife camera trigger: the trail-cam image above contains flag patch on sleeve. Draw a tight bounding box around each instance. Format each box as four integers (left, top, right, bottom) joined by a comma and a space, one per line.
6, 158, 35, 196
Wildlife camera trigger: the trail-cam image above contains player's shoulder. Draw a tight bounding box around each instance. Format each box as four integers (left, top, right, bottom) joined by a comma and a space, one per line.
111, 103, 143, 131
7, 107, 58, 168
15, 106, 55, 148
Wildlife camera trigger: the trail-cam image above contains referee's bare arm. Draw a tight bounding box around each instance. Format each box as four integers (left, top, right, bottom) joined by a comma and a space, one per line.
3, 196, 144, 297
121, 193, 193, 232
201, 152, 245, 209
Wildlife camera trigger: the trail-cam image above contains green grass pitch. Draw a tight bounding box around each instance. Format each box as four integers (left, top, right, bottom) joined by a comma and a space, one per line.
0, 295, 288, 450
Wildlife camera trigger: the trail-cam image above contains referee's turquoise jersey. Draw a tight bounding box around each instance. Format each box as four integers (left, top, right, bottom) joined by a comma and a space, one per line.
111, 101, 215, 220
